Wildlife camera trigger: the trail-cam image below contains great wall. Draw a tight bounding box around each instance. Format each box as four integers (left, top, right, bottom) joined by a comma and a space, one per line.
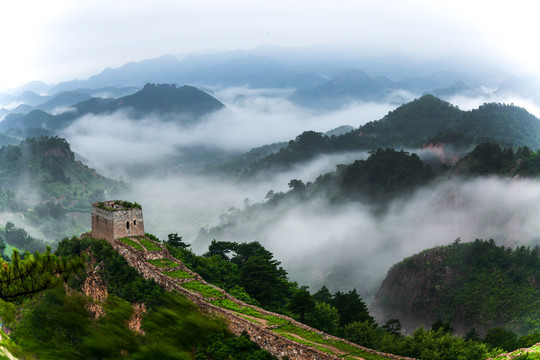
88, 200, 416, 360
107, 235, 417, 360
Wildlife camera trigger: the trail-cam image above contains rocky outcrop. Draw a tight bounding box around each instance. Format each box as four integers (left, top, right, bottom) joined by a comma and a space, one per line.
82, 262, 109, 318
370, 248, 457, 334
127, 303, 146, 334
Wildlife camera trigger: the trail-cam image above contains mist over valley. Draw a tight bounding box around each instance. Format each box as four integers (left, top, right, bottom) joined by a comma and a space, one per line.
2, 4, 540, 355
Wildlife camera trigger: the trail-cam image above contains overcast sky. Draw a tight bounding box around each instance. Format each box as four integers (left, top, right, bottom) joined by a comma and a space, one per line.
0, 0, 538, 89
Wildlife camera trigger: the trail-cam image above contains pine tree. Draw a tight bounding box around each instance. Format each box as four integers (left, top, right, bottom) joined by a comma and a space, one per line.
0, 247, 81, 300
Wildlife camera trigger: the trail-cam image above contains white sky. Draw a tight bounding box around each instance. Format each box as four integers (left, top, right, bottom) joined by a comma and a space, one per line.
0, 0, 538, 89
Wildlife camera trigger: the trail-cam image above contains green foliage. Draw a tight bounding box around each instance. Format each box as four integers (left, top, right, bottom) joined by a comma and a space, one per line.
313, 285, 333, 304
56, 236, 164, 308
382, 318, 402, 336
242, 96, 540, 175
118, 237, 144, 251
344, 320, 387, 349
162, 269, 194, 279
288, 286, 315, 323
166, 233, 191, 248
147, 258, 181, 268
9, 287, 256, 360
226, 285, 260, 306
431, 319, 454, 334
484, 327, 519, 352
0, 222, 47, 253
181, 281, 224, 299
305, 302, 340, 334
211, 298, 288, 326
82, 296, 138, 358
96, 200, 142, 211
50, 236, 273, 359
0, 137, 119, 240
382, 239, 540, 336
170, 240, 290, 309
11, 287, 91, 359
195, 331, 275, 360
340, 148, 435, 200
331, 288, 374, 327
0, 246, 81, 301
133, 292, 230, 360
403, 327, 500, 360
513, 354, 540, 360
136, 237, 161, 251
455, 143, 540, 177
0, 137, 117, 209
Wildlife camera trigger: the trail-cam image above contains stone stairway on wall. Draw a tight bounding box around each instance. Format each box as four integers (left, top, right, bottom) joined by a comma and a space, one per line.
110, 236, 417, 360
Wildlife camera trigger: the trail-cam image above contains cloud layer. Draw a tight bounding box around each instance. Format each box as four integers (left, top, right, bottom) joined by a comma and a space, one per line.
193, 176, 540, 302
60, 90, 540, 304
61, 90, 394, 176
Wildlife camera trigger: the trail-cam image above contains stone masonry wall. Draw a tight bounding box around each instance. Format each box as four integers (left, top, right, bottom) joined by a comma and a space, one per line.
91, 204, 144, 242
110, 237, 418, 360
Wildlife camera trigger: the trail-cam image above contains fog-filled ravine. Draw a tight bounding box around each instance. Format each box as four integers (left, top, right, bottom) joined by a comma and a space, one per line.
28, 87, 535, 303
3, 77, 540, 306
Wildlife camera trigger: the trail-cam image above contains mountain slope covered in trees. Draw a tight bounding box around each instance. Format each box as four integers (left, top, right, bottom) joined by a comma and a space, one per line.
231, 95, 540, 176
0, 136, 120, 239
371, 239, 540, 339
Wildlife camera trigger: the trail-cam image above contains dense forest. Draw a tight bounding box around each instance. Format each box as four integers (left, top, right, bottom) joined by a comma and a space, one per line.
372, 239, 540, 337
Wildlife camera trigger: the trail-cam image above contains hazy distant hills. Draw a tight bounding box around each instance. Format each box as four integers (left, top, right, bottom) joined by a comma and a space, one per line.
289, 69, 479, 108
0, 87, 139, 115
0, 84, 224, 133
7, 47, 540, 112
424, 80, 481, 98
72, 83, 224, 117
183, 55, 325, 89
49, 54, 326, 91
290, 69, 393, 108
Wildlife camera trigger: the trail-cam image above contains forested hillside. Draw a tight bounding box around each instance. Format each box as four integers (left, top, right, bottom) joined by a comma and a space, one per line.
371, 239, 540, 341
0, 136, 119, 239
232, 96, 540, 176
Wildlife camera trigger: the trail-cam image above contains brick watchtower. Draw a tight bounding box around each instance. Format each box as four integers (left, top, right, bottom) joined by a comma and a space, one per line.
91, 200, 144, 242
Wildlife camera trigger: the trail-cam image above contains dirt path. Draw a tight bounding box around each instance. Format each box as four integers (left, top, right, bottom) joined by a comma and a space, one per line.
282, 332, 365, 360
230, 311, 271, 327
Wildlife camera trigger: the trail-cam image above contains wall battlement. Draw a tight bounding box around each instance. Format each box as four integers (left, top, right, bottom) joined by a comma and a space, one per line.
91, 200, 144, 242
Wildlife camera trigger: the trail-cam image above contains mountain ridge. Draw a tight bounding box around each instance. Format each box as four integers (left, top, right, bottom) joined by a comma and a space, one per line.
0, 83, 224, 133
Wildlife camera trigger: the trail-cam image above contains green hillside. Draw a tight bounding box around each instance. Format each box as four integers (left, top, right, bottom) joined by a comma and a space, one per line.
0, 236, 274, 360
0, 136, 119, 239
371, 239, 540, 339
240, 96, 540, 175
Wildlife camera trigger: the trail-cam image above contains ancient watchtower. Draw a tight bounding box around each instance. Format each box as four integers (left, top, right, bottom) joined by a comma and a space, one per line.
91, 200, 144, 242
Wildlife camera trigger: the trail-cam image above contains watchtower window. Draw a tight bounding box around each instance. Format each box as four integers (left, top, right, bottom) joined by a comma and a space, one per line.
126, 221, 130, 230
134, 219, 137, 225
